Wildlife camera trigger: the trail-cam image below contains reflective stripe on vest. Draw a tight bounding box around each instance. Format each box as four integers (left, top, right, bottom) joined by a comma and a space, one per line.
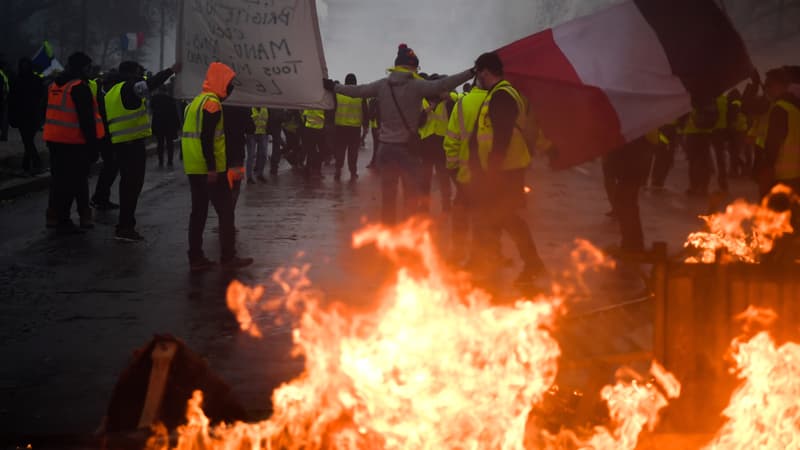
105, 82, 152, 144
251, 107, 269, 134
334, 94, 363, 127
475, 81, 531, 173
771, 100, 800, 180
304, 109, 325, 129
181, 93, 226, 174
43, 79, 105, 144
0, 70, 8, 94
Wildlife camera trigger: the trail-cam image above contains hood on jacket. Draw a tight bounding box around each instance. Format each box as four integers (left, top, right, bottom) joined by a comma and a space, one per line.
202, 62, 236, 99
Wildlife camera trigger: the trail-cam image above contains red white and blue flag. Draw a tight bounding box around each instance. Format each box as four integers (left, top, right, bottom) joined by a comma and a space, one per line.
497, 0, 753, 169
121, 32, 145, 51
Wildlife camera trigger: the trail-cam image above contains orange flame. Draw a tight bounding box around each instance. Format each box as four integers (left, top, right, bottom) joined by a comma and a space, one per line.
684, 184, 796, 263
704, 307, 800, 449
157, 220, 680, 449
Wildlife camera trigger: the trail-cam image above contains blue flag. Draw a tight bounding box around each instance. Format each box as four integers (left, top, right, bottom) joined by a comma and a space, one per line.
31, 41, 55, 73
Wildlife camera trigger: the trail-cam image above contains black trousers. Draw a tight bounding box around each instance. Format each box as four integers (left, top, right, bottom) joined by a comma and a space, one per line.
685, 134, 713, 194
419, 135, 452, 212
48, 142, 91, 223
649, 142, 674, 188
379, 142, 423, 225
92, 140, 118, 204
269, 129, 284, 172
711, 131, 729, 191
606, 138, 653, 251
301, 128, 324, 174
114, 140, 147, 229
334, 125, 361, 175
188, 174, 236, 262
156, 134, 175, 165
369, 128, 379, 166
451, 180, 477, 262
20, 126, 42, 171
474, 168, 544, 270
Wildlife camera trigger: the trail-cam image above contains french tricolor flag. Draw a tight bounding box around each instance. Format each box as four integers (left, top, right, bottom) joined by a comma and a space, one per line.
498, 0, 753, 170
121, 32, 145, 51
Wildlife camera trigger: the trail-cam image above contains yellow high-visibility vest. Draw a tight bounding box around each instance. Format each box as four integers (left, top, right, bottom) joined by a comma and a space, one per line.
181, 93, 226, 174
443, 88, 488, 184
334, 94, 362, 127
303, 109, 325, 129
104, 82, 152, 144
251, 107, 269, 135
475, 80, 531, 173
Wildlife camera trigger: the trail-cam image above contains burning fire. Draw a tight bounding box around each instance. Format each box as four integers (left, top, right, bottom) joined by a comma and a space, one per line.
150, 220, 680, 449
703, 307, 800, 449
684, 184, 796, 263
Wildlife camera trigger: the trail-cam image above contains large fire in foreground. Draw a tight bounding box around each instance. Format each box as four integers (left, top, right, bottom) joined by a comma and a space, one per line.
703, 307, 800, 450
150, 221, 680, 449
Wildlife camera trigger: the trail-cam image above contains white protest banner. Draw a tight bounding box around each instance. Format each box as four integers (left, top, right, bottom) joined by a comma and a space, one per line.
175, 0, 333, 109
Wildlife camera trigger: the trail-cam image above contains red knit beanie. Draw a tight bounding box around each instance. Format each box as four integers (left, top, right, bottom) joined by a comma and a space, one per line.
394, 43, 419, 68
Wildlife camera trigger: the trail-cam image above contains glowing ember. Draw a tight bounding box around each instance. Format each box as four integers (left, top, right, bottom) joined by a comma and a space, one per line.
684, 184, 796, 263
704, 307, 800, 450
152, 220, 680, 449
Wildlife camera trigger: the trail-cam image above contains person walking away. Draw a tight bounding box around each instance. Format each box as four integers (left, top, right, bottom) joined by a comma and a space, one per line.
443, 84, 487, 264
762, 67, 800, 197
333, 73, 368, 181
365, 97, 380, 169
105, 60, 178, 242
222, 105, 251, 208
181, 62, 253, 271
710, 94, 730, 192
469, 51, 545, 285
246, 106, 269, 183
42, 52, 105, 233
607, 134, 656, 258
267, 108, 286, 175
419, 87, 455, 212
281, 110, 302, 169
0, 60, 9, 141
682, 102, 716, 196
151, 85, 180, 168
327, 43, 473, 224
301, 109, 326, 179
8, 58, 46, 174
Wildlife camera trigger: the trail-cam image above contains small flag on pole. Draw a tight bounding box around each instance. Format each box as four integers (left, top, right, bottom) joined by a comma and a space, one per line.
31, 41, 55, 73
121, 32, 145, 51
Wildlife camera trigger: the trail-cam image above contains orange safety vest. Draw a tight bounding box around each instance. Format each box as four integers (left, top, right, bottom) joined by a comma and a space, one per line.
43, 79, 105, 144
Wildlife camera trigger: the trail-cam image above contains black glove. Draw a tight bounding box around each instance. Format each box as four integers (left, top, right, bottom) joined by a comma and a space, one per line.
322, 78, 335, 92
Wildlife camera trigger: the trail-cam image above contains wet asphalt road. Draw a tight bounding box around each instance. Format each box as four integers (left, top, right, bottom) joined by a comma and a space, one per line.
0, 140, 758, 439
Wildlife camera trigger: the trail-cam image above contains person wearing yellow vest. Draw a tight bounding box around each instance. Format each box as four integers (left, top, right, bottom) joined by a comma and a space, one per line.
761, 67, 800, 198
325, 43, 474, 224
681, 100, 717, 196
182, 62, 253, 271
419, 83, 455, 213
43, 52, 105, 233
246, 106, 269, 183
468, 52, 545, 285
333, 73, 367, 181
301, 108, 327, 179
105, 60, 178, 242
281, 110, 302, 167
726, 90, 751, 178
443, 85, 487, 263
